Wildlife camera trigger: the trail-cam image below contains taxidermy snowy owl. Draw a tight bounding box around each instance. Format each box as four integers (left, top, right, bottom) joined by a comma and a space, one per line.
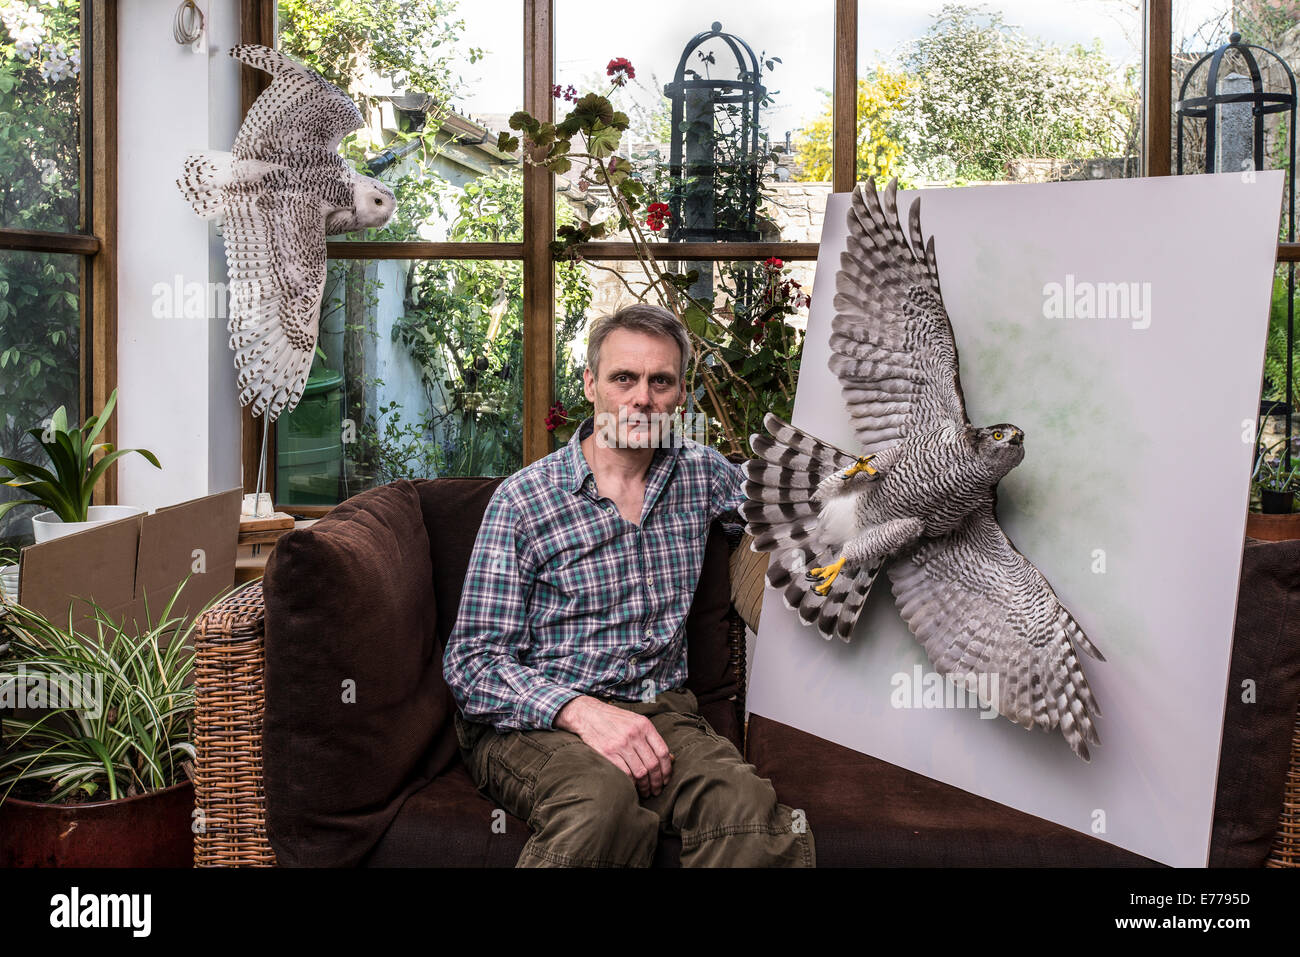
741, 178, 1105, 761
175, 44, 396, 421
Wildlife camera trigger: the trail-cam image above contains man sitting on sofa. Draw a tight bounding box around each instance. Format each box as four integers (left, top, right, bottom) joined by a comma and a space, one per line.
443, 303, 814, 868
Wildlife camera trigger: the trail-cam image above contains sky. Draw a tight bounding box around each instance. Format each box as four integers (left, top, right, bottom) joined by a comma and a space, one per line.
446, 0, 1240, 141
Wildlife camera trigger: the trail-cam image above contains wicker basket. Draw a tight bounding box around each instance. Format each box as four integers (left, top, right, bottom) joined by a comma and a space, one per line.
1268, 710, 1300, 867
193, 579, 276, 866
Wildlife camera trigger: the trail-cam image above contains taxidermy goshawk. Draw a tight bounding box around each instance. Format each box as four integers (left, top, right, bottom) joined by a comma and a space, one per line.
175, 43, 396, 422
741, 178, 1105, 761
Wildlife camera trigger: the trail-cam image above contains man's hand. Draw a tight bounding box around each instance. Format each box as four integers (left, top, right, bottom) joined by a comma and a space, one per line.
555, 696, 674, 797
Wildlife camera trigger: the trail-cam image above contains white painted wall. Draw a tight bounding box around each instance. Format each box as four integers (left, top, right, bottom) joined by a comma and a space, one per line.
116, 0, 242, 510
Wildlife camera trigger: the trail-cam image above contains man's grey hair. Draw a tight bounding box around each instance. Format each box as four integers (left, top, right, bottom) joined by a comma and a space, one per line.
586, 303, 692, 384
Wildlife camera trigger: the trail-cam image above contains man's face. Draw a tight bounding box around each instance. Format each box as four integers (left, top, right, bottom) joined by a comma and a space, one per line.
584, 327, 687, 449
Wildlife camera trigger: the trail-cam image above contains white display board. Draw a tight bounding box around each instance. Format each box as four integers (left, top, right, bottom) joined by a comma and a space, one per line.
746, 171, 1284, 867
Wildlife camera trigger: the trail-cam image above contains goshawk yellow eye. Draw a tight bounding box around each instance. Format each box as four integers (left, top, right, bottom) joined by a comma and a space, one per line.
992, 430, 1003, 441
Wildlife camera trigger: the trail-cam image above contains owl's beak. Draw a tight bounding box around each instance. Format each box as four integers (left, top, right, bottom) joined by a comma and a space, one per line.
1010, 430, 1023, 446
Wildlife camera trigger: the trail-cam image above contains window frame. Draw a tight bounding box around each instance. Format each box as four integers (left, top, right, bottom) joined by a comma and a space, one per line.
0, 0, 117, 506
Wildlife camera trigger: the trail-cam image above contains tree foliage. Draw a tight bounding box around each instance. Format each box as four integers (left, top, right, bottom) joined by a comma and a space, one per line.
794, 3, 1139, 184
897, 4, 1137, 181
793, 69, 912, 183
0, 0, 82, 541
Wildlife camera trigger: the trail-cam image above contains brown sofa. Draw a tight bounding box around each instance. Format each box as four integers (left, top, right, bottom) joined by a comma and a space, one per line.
192, 477, 1300, 867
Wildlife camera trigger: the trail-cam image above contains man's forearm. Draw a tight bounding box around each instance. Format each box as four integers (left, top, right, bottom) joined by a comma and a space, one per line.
446, 649, 582, 732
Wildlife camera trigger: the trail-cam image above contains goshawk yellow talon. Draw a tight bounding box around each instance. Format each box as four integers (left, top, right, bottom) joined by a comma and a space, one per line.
805, 555, 847, 595
842, 455, 878, 479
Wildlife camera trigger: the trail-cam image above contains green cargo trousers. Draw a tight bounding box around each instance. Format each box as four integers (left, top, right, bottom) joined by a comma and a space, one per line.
454, 687, 815, 867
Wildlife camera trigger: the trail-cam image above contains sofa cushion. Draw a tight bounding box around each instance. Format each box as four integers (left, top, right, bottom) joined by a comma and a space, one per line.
362, 763, 683, 866
1211, 537, 1300, 866
262, 479, 453, 867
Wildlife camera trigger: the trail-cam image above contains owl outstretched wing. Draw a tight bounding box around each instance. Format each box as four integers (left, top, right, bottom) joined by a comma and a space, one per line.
224, 192, 327, 421
229, 44, 364, 158
832, 178, 969, 453
887, 495, 1106, 761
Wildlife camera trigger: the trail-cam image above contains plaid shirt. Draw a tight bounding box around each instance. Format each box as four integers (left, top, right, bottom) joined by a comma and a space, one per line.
443, 415, 747, 732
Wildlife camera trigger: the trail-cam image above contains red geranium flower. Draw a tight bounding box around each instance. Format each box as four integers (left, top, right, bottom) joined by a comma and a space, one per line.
764, 256, 783, 270
544, 400, 568, 432
645, 201, 671, 232
607, 57, 635, 85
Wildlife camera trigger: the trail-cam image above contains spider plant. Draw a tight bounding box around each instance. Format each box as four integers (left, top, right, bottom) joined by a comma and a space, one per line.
1253, 440, 1300, 492
0, 387, 161, 524
0, 574, 224, 804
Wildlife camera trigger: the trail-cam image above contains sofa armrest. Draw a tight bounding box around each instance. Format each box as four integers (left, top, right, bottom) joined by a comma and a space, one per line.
193, 579, 278, 867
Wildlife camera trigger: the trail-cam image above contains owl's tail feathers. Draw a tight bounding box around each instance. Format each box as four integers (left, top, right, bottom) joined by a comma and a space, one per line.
764, 545, 880, 642
228, 292, 313, 422
176, 151, 234, 221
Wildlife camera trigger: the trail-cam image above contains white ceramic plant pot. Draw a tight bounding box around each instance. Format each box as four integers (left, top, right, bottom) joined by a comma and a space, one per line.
30, 505, 148, 544
0, 565, 18, 603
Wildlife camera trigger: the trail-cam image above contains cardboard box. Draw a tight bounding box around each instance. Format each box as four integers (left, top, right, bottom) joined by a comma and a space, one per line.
15, 488, 242, 642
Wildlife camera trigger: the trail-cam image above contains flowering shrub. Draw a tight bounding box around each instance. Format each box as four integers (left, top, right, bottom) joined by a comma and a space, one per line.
895, 5, 1136, 182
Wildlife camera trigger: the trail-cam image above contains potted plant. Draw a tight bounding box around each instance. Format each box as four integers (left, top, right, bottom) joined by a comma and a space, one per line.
0, 576, 217, 866
0, 388, 161, 543
1246, 434, 1300, 541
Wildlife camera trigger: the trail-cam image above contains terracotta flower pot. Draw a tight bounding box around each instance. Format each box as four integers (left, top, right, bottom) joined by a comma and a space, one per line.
1246, 511, 1300, 542
0, 779, 194, 867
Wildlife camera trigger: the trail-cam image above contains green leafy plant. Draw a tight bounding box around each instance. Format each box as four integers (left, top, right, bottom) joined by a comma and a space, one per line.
0, 575, 221, 804
0, 387, 161, 524
1252, 437, 1300, 496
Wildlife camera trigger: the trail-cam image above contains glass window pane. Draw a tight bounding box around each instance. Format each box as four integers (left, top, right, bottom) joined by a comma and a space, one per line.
1256, 260, 1297, 509
0, 250, 81, 545
552, 256, 813, 459
274, 257, 523, 506
276, 0, 523, 243
0, 0, 83, 232
1172, 0, 1295, 193
856, 1, 1142, 186
555, 0, 834, 243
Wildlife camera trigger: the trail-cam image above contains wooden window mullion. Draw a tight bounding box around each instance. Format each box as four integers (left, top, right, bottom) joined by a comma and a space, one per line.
523, 0, 555, 466
833, 0, 857, 193
1143, 0, 1172, 177
89, 0, 117, 506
